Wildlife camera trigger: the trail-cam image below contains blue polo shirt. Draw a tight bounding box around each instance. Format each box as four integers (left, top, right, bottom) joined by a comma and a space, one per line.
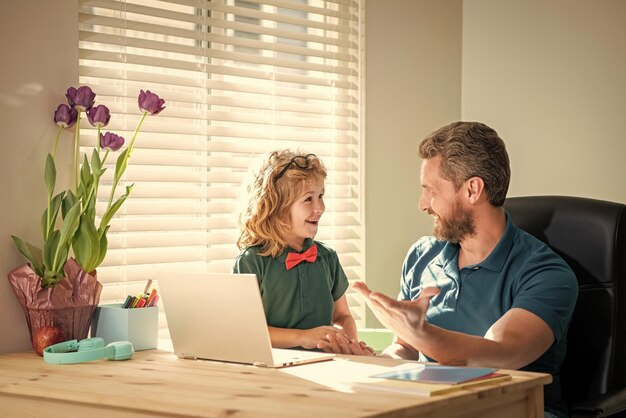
233, 238, 349, 330
400, 213, 577, 418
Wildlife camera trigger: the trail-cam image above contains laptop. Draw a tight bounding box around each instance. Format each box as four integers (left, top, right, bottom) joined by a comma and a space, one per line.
155, 271, 335, 368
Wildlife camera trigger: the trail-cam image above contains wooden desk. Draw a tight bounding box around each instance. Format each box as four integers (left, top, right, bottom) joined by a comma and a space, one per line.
0, 350, 550, 418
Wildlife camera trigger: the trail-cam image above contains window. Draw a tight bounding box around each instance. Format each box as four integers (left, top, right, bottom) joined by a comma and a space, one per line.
78, 0, 365, 326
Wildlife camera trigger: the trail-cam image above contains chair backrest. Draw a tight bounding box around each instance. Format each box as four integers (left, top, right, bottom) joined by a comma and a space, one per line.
504, 195, 626, 407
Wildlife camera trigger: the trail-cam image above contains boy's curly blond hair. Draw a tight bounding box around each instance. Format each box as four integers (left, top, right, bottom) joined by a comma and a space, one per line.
237, 150, 327, 257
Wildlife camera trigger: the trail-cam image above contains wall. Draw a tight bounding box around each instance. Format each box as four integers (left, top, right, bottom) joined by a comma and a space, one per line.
364, 0, 463, 327
462, 0, 626, 202
0, 1, 77, 353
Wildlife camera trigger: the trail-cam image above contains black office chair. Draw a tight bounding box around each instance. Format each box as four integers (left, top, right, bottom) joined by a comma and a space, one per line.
505, 196, 626, 418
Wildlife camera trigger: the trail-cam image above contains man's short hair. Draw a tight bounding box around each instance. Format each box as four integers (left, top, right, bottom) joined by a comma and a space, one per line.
419, 121, 510, 207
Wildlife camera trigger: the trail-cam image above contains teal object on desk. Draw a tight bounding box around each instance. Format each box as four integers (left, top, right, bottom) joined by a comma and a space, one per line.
91, 303, 158, 351
43, 337, 134, 364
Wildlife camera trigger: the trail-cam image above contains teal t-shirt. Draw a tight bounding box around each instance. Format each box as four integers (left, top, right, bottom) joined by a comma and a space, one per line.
232, 238, 349, 330
400, 213, 578, 418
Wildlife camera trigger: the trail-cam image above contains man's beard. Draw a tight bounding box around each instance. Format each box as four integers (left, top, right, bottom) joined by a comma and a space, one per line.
432, 200, 476, 243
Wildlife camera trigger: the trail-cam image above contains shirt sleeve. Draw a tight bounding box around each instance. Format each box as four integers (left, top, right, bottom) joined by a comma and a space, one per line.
511, 251, 578, 343
329, 249, 349, 301
399, 243, 419, 300
232, 248, 264, 286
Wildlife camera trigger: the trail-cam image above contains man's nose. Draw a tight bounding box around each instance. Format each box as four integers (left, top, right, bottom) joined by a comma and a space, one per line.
418, 194, 429, 212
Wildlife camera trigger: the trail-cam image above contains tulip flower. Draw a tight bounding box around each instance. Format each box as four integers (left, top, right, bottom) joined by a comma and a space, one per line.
87, 105, 111, 127
100, 132, 125, 152
53, 104, 78, 128
52, 104, 78, 158
107, 90, 165, 212
138, 90, 166, 115
66, 86, 95, 111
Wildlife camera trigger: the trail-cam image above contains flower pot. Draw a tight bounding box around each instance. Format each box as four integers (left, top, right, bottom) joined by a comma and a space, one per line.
7, 258, 102, 355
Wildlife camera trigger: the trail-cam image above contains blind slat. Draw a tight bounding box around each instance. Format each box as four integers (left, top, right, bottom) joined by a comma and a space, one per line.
79, 31, 357, 63
78, 13, 357, 48
80, 67, 359, 103
79, 50, 357, 88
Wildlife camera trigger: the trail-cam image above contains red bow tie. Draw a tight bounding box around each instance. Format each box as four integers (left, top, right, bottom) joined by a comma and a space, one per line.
285, 244, 318, 270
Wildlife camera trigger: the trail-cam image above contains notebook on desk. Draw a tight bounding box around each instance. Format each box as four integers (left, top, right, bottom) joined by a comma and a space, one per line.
155, 271, 335, 368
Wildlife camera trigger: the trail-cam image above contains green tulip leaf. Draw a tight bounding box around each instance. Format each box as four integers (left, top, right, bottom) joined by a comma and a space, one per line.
76, 155, 93, 201
51, 191, 65, 217
76, 184, 86, 201
82, 188, 97, 221
114, 148, 130, 182
40, 209, 50, 241
91, 149, 102, 177
11, 236, 44, 277
100, 184, 133, 232
42, 230, 61, 272
62, 190, 78, 218
81, 154, 92, 184
95, 228, 109, 268
41, 192, 65, 240
85, 202, 96, 222
53, 246, 69, 283
58, 202, 81, 245
52, 202, 81, 272
44, 154, 56, 198
73, 214, 100, 272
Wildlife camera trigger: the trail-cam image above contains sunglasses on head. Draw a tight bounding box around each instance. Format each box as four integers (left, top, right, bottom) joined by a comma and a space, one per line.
274, 153, 317, 182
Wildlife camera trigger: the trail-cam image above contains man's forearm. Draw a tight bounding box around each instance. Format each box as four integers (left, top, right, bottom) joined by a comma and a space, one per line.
398, 309, 553, 369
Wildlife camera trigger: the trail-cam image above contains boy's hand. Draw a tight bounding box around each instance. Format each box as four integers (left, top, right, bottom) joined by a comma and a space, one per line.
298, 326, 342, 349
318, 333, 376, 356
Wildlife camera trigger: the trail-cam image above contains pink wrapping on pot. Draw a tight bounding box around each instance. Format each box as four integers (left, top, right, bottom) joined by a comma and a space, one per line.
7, 258, 103, 347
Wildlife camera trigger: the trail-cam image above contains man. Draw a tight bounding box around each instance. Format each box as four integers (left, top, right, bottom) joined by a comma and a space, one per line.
321, 122, 578, 418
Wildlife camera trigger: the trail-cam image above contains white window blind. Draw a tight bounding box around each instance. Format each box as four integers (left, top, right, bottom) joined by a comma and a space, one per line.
78, 0, 365, 326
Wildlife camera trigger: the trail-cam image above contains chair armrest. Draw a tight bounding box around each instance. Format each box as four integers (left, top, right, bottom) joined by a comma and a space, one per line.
571, 387, 626, 418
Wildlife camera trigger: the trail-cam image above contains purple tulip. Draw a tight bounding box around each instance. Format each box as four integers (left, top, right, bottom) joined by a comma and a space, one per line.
66, 86, 96, 111
87, 104, 111, 127
138, 90, 165, 115
100, 132, 125, 152
53, 104, 78, 128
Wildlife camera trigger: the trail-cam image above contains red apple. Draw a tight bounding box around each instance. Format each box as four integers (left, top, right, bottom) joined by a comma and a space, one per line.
32, 326, 64, 356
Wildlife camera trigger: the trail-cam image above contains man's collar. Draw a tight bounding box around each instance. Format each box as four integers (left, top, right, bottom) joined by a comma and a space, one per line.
473, 213, 515, 272
435, 212, 515, 272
